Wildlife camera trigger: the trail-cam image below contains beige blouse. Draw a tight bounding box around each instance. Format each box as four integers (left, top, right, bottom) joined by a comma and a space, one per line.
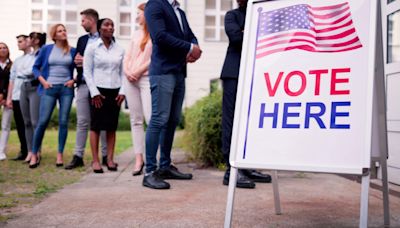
123, 29, 152, 78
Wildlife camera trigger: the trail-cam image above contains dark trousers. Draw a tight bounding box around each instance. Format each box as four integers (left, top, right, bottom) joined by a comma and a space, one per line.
221, 79, 238, 168
145, 74, 185, 173
13, 100, 28, 154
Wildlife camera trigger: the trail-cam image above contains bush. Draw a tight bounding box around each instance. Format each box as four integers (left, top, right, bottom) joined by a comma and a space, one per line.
182, 90, 224, 167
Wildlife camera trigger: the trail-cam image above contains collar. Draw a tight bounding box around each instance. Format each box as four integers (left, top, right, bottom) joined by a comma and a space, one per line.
168, 0, 180, 8
89, 32, 99, 39
96, 38, 115, 48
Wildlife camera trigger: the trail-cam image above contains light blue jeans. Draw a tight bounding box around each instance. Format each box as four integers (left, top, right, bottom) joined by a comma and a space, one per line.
32, 84, 74, 154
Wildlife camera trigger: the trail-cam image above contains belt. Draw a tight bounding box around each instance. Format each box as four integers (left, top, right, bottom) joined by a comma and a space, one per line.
17, 76, 34, 82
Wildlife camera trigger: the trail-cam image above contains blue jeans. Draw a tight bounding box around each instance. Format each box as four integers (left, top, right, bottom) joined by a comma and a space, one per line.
32, 84, 74, 154
145, 74, 185, 173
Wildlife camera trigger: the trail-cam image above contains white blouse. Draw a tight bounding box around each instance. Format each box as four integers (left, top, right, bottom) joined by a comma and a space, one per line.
83, 39, 125, 98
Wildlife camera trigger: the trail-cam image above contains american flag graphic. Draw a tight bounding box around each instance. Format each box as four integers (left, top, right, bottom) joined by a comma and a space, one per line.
256, 2, 362, 59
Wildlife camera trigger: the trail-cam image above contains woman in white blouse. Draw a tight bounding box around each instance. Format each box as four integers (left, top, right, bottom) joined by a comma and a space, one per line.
84, 18, 125, 173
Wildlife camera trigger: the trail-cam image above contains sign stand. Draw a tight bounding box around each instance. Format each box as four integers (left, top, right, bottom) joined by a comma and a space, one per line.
272, 171, 281, 215
360, 169, 371, 228
224, 168, 282, 228
224, 167, 238, 228
224, 0, 391, 227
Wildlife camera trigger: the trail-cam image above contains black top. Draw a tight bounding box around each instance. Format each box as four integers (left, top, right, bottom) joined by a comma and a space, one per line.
220, 7, 246, 79
0, 60, 12, 98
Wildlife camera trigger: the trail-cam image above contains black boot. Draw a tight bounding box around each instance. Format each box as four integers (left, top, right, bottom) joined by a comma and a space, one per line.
242, 169, 272, 183
223, 169, 255, 189
65, 155, 84, 170
12, 151, 28, 161
143, 172, 170, 189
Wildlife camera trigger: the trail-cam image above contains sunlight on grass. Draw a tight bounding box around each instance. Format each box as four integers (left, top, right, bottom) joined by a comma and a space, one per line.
0, 130, 131, 220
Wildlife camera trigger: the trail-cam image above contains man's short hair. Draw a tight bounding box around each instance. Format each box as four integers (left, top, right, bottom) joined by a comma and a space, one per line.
16, 34, 29, 39
80, 8, 99, 22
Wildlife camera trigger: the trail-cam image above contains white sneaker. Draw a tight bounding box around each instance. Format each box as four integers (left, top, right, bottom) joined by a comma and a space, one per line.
0, 152, 6, 161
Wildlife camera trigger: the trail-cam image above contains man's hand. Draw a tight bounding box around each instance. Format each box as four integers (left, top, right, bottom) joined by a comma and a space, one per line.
189, 44, 202, 62
74, 53, 84, 67
115, 95, 125, 107
92, 95, 105, 109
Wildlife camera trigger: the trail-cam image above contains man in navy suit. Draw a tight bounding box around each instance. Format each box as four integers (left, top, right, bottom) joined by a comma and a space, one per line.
221, 0, 271, 188
143, 0, 202, 189
65, 9, 108, 170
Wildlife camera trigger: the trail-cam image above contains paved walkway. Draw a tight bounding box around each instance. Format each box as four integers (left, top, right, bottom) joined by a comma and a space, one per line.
4, 148, 400, 228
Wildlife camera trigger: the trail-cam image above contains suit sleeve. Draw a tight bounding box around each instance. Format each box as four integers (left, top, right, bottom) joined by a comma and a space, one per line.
225, 11, 243, 47
75, 37, 83, 77
181, 11, 198, 45
144, 1, 191, 53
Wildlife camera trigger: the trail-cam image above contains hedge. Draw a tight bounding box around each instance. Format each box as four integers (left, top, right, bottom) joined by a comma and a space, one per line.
182, 90, 224, 167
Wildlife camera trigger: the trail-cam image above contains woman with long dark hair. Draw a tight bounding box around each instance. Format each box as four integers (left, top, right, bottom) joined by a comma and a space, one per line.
16, 32, 46, 162
29, 24, 76, 168
0, 42, 12, 161
84, 18, 125, 173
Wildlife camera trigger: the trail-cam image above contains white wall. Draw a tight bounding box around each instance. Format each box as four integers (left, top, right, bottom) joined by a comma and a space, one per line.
0, 0, 31, 60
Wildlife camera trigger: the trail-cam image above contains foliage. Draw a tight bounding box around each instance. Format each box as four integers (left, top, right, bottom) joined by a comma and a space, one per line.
182, 90, 224, 167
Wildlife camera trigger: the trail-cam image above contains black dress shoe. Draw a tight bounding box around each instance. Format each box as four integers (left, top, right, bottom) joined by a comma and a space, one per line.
143, 172, 170, 189
56, 163, 64, 167
12, 152, 27, 161
242, 169, 272, 183
223, 169, 255, 189
65, 155, 84, 170
132, 163, 145, 176
157, 165, 193, 180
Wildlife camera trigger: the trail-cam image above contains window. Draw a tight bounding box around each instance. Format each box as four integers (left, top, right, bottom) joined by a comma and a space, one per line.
30, 0, 78, 37
388, 10, 400, 63
118, 0, 144, 38
205, 0, 235, 41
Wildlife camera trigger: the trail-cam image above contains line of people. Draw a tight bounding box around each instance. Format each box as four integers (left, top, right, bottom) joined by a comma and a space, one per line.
0, 6, 150, 176
1, 0, 270, 190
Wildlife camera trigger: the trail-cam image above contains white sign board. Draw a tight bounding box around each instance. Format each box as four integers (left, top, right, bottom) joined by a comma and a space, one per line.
230, 0, 378, 175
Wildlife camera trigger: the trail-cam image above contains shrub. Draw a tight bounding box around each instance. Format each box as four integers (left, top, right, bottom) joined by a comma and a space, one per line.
182, 90, 224, 167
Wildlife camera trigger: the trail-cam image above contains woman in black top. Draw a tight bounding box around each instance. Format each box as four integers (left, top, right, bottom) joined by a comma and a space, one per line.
0, 42, 12, 160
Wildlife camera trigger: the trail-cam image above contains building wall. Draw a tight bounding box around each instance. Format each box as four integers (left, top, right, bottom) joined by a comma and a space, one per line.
0, 0, 31, 60
0, 0, 229, 107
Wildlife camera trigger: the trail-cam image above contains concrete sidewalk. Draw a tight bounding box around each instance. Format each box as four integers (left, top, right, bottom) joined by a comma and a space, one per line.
4, 148, 400, 228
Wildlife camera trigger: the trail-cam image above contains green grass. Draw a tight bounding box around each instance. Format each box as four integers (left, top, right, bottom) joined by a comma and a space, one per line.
0, 130, 132, 220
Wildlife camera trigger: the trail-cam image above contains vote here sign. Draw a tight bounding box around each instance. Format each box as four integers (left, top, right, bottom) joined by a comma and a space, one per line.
230, 0, 378, 174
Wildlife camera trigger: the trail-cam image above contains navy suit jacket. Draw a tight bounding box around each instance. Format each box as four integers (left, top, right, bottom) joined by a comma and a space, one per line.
75, 34, 90, 85
144, 0, 198, 77
220, 7, 246, 79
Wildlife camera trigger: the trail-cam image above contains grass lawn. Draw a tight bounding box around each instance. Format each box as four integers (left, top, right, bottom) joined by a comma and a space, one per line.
0, 130, 132, 222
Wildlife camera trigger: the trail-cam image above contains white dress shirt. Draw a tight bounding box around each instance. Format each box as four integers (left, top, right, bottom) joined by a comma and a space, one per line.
10, 52, 36, 100
83, 38, 125, 98
167, 0, 194, 53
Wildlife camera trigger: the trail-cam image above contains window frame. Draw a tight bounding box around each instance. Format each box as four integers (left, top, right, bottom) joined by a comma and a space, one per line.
30, 0, 78, 37
204, 0, 237, 42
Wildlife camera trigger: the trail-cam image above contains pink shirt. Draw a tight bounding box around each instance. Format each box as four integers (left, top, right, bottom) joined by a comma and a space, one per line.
123, 30, 152, 77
